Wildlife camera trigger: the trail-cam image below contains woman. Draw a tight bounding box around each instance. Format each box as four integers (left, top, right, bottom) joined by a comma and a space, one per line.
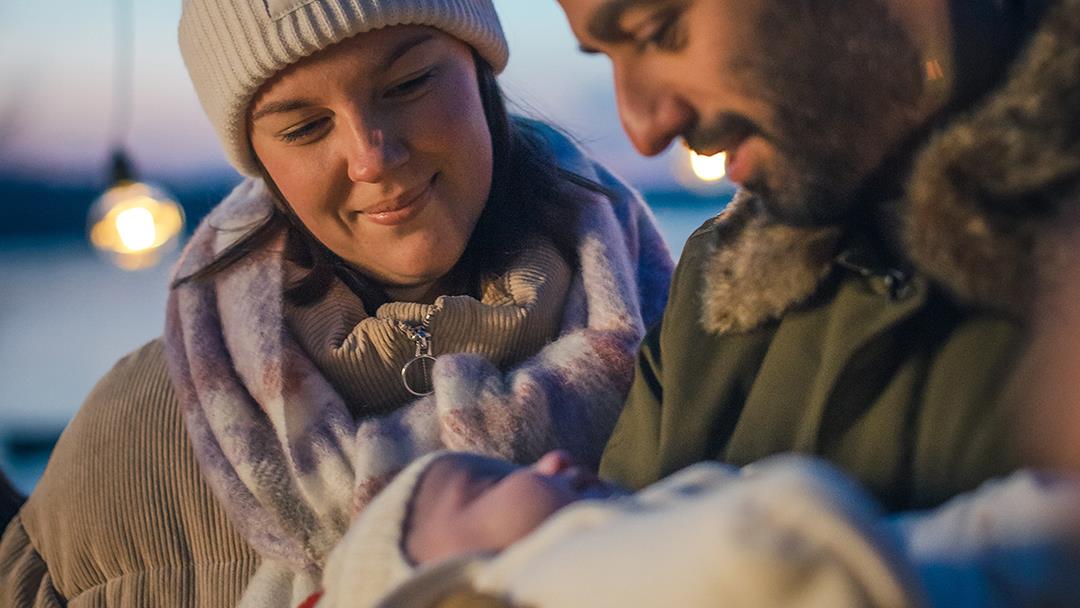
0, 1, 673, 606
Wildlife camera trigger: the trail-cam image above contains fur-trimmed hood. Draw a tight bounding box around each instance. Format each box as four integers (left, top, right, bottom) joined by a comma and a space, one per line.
702, 0, 1080, 334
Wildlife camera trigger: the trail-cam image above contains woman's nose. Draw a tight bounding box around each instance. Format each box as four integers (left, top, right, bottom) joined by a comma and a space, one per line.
343, 120, 409, 183
613, 62, 696, 157
532, 450, 574, 476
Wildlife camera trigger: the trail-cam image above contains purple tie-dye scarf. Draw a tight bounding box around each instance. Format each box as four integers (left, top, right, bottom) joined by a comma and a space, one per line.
164, 145, 673, 591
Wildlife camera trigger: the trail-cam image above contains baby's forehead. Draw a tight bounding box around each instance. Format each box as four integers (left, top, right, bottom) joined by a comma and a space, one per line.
414, 453, 519, 507
409, 453, 519, 527
424, 453, 519, 486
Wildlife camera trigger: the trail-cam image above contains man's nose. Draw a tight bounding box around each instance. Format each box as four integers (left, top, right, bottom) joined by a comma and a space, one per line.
342, 113, 409, 183
613, 62, 696, 157
532, 450, 574, 476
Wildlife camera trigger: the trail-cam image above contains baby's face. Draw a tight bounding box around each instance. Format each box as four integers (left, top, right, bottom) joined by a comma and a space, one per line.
405, 451, 618, 565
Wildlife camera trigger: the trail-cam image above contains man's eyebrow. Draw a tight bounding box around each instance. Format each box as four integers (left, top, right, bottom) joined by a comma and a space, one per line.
250, 33, 435, 122
585, 0, 661, 47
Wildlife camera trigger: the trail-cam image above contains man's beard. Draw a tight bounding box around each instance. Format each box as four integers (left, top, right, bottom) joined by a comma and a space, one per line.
691, 1, 925, 226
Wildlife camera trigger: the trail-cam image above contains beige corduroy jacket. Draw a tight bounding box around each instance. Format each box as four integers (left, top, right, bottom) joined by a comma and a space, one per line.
0, 339, 260, 606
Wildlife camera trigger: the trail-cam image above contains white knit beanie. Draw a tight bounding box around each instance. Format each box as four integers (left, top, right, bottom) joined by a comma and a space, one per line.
178, 0, 509, 177
319, 450, 451, 608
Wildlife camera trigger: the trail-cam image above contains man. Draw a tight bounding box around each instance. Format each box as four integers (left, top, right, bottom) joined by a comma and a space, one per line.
554, 0, 1079, 509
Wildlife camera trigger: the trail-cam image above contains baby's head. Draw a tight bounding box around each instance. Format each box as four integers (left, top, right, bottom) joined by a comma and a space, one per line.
407, 450, 617, 564
320, 450, 618, 606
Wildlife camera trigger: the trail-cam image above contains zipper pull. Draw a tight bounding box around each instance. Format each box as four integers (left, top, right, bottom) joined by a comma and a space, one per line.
399, 323, 436, 397
412, 326, 431, 357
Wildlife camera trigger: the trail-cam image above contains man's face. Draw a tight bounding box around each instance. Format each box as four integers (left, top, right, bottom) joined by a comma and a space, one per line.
557, 0, 926, 225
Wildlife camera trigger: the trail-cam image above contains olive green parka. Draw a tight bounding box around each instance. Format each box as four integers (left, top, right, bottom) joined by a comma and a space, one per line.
602, 0, 1080, 511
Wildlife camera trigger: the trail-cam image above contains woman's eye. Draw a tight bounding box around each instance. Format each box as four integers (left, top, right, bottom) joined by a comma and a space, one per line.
386, 69, 436, 99
636, 9, 685, 53
279, 117, 330, 144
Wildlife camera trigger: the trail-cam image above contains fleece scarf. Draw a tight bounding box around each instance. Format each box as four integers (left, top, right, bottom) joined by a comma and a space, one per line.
164, 133, 673, 603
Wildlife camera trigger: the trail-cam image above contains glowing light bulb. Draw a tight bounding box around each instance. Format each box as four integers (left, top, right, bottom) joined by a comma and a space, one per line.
88, 182, 185, 270
115, 206, 157, 251
689, 150, 727, 182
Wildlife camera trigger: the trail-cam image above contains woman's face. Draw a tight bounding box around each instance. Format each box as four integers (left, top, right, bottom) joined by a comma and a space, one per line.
249, 26, 493, 302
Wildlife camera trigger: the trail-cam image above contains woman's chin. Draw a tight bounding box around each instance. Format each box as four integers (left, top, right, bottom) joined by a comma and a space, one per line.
380, 272, 453, 303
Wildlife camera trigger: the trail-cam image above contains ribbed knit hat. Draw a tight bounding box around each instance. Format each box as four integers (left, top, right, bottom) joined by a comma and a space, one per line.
178, 0, 509, 177
319, 450, 451, 608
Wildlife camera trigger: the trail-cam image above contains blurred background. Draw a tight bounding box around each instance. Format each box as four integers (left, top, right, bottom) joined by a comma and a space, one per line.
0, 1, 733, 494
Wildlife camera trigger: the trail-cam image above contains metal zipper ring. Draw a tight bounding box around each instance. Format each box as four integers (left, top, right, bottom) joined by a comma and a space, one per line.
401, 354, 437, 397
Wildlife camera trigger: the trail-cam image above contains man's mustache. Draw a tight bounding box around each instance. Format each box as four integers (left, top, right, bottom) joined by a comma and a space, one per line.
683, 114, 762, 155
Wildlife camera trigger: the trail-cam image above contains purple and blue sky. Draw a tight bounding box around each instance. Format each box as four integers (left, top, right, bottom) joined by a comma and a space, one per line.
0, 1, 687, 189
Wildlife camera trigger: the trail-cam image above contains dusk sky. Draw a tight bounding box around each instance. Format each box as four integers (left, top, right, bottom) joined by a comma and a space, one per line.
0, 1, 688, 189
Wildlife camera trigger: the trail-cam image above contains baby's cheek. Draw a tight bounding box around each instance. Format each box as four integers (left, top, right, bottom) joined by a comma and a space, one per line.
406, 511, 469, 566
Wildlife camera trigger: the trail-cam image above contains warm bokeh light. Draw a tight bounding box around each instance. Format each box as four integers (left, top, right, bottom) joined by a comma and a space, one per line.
115, 207, 157, 251
673, 147, 734, 194
689, 150, 727, 182
88, 182, 185, 270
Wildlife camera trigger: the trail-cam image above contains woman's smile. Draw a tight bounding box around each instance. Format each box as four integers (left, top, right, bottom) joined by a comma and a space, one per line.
357, 173, 438, 226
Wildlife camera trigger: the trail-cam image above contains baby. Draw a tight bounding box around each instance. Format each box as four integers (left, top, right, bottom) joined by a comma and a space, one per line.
316, 450, 919, 607
316, 450, 1080, 608
312, 451, 1080, 608
403, 450, 622, 568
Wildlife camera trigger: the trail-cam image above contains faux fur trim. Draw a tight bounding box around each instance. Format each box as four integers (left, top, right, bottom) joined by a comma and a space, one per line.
700, 192, 843, 334
700, 0, 1080, 332
905, 0, 1080, 316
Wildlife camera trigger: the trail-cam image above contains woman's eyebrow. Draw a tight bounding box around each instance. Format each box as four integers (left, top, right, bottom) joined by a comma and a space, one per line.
383, 32, 436, 68
250, 33, 437, 122
250, 98, 316, 122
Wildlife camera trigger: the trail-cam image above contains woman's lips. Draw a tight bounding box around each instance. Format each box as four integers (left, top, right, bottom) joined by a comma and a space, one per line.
360, 175, 436, 226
